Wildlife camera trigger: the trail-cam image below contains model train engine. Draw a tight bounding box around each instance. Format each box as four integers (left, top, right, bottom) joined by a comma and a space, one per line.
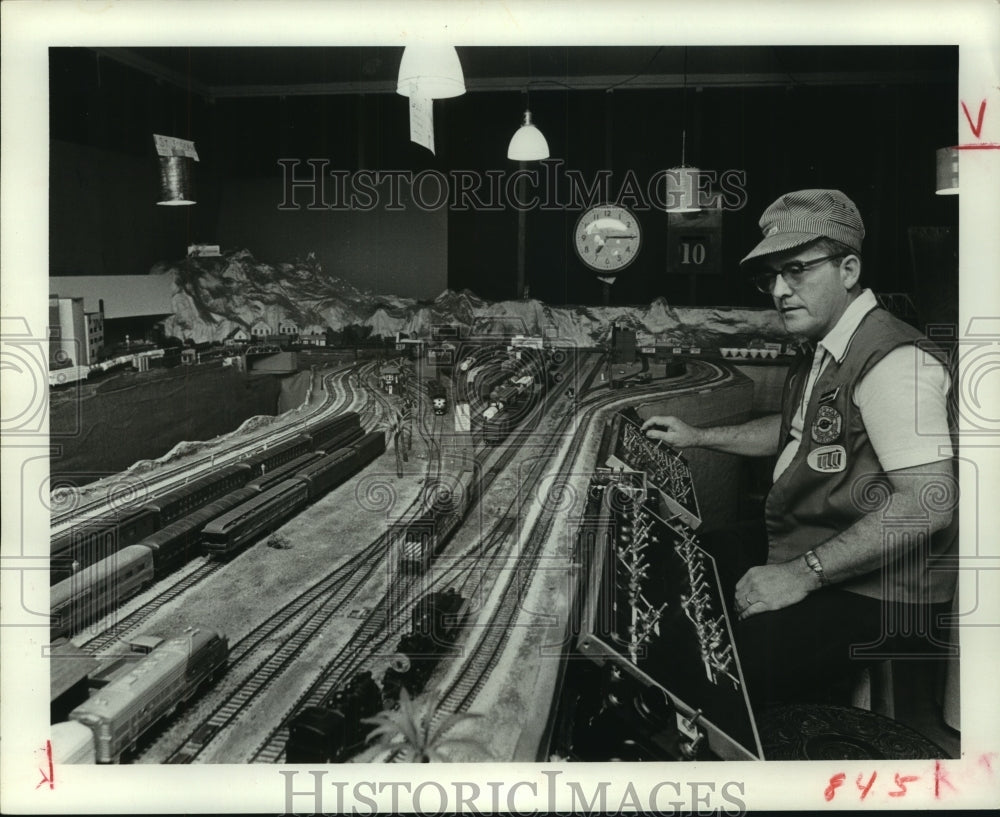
426, 379, 449, 415
395, 470, 477, 575
381, 588, 468, 706
285, 671, 383, 764
64, 625, 229, 763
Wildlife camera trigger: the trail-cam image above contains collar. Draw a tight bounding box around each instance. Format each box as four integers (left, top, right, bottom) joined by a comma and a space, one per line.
817, 289, 878, 364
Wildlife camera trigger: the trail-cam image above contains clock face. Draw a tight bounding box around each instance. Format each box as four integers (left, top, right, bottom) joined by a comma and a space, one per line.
573, 205, 642, 273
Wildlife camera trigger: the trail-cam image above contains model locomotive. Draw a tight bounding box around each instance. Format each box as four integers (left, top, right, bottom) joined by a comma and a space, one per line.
285, 589, 468, 763
53, 625, 229, 763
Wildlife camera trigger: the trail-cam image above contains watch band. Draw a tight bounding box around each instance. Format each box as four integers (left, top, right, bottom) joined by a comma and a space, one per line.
803, 549, 829, 586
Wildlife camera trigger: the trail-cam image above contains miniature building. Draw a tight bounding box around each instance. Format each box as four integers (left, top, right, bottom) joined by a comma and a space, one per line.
49, 295, 104, 367
224, 327, 251, 346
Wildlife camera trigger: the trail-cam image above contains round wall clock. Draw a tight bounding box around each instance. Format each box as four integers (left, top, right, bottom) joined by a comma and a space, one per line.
573, 204, 642, 273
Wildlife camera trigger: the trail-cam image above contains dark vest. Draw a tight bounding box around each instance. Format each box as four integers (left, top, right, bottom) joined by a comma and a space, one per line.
765, 306, 957, 603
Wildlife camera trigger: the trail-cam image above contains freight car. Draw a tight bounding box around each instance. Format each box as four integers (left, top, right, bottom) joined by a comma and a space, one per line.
285, 671, 383, 763
202, 479, 310, 557
66, 625, 229, 763
50, 545, 155, 640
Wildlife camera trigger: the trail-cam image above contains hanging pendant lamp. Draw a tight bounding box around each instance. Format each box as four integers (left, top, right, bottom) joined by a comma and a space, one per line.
396, 46, 466, 99
664, 131, 701, 213
935, 146, 959, 195
157, 156, 196, 206
507, 110, 549, 161
665, 47, 701, 213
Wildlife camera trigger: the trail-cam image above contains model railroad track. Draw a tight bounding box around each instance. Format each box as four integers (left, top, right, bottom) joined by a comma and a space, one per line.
179, 354, 728, 762
414, 373, 681, 729
50, 365, 355, 532
245, 473, 531, 763
247, 355, 600, 761
77, 559, 224, 654
247, 352, 717, 756
245, 565, 456, 764
436, 511, 560, 719
157, 535, 392, 763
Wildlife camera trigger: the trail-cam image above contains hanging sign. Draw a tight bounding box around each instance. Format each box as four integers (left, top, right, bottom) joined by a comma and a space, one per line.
409, 96, 435, 155
153, 134, 199, 161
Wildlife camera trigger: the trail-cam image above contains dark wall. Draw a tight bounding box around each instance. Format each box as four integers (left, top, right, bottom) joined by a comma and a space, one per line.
49, 49, 448, 298
444, 77, 959, 311
210, 93, 448, 299
49, 48, 217, 276
49, 46, 958, 316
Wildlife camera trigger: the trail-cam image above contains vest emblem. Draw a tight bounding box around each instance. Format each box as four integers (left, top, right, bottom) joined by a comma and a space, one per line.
811, 405, 843, 444
807, 444, 846, 473
819, 386, 841, 404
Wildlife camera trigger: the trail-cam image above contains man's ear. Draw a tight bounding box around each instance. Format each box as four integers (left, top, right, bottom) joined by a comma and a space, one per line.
840, 255, 861, 290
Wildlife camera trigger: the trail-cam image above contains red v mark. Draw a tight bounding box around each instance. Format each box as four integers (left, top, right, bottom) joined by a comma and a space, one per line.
961, 100, 986, 139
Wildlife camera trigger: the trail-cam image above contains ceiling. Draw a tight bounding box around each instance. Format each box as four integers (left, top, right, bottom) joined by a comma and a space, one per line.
91, 45, 955, 99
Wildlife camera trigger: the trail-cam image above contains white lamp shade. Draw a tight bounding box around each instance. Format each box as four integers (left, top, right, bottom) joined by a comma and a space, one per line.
664, 166, 701, 213
507, 110, 550, 161
935, 147, 959, 195
396, 46, 466, 99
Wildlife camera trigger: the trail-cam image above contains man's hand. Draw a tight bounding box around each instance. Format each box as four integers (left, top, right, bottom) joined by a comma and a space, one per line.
734, 558, 822, 620
641, 415, 703, 449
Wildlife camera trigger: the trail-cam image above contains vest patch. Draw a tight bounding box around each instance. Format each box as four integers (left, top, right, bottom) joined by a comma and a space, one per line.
811, 404, 843, 443
807, 444, 846, 473
818, 386, 841, 404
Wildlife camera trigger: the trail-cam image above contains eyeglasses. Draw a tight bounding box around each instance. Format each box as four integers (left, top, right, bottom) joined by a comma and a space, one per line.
751, 253, 846, 294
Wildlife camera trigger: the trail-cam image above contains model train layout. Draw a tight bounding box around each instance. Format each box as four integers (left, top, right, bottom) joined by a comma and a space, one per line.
47, 340, 920, 768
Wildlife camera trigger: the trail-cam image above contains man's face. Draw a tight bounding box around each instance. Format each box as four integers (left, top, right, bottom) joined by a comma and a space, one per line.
764, 248, 855, 341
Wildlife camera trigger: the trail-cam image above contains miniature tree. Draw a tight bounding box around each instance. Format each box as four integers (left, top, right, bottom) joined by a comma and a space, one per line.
363, 688, 490, 763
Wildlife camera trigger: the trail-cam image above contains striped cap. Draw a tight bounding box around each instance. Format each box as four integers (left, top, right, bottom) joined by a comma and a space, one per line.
740, 189, 865, 265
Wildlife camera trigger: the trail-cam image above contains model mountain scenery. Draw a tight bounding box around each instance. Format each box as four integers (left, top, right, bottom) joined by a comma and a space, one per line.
158, 249, 788, 350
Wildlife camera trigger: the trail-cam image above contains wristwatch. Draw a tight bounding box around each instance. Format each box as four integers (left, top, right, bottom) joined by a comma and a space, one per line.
803, 550, 829, 586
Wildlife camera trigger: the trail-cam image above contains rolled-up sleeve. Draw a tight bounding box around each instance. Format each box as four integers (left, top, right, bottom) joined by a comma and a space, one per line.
855, 344, 953, 471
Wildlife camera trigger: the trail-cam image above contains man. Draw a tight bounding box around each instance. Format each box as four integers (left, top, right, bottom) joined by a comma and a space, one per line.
642, 189, 957, 706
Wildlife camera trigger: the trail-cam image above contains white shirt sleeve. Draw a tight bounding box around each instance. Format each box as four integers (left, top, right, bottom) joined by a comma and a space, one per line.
854, 344, 953, 472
